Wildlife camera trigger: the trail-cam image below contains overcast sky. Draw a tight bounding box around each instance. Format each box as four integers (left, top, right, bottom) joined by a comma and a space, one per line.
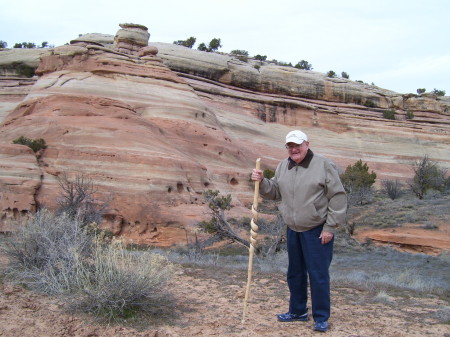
2, 0, 449, 95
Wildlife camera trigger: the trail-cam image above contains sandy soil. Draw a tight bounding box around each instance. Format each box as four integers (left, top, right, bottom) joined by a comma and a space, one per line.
1, 263, 449, 337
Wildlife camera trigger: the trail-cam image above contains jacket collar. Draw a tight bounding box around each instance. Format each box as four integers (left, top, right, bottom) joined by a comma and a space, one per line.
288, 149, 314, 170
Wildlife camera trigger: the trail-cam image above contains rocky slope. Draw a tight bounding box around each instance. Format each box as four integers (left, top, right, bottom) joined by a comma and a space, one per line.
0, 23, 449, 247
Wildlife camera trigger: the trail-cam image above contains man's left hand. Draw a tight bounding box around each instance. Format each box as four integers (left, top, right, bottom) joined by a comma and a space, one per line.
319, 231, 334, 245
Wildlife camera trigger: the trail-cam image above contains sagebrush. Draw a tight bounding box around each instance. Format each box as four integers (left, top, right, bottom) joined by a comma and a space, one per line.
2, 210, 176, 321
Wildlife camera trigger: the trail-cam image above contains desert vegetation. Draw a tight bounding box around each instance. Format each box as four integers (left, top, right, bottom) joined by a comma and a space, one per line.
1, 211, 176, 322
294, 60, 313, 70
195, 190, 285, 258
409, 155, 449, 199
0, 41, 53, 48
406, 110, 414, 119
432, 88, 446, 96
1, 157, 449, 331
230, 49, 249, 62
197, 38, 222, 52
327, 70, 337, 78
173, 36, 196, 48
416, 88, 446, 96
12, 136, 46, 152
383, 109, 396, 120
1, 174, 175, 322
340, 159, 377, 206
341, 71, 350, 79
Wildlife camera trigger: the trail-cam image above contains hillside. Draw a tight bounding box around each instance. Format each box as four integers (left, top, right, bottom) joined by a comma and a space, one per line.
0, 23, 449, 248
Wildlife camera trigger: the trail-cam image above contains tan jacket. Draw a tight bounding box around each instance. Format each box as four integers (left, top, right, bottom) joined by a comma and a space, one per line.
259, 150, 347, 234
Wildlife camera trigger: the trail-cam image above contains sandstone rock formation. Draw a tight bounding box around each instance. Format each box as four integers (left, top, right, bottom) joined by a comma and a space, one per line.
0, 24, 449, 248
113, 23, 150, 54
0, 144, 42, 230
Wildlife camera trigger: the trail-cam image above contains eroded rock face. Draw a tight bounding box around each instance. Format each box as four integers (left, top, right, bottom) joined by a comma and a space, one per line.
0, 24, 449, 248
0, 32, 254, 245
0, 144, 42, 231
151, 42, 450, 118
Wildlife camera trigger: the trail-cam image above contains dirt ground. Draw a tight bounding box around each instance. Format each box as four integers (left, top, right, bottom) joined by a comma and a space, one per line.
1, 262, 449, 337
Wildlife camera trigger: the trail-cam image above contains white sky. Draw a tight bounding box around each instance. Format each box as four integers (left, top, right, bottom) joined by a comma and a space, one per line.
1, 0, 449, 94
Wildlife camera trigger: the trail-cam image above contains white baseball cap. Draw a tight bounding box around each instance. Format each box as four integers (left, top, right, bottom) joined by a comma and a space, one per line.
285, 130, 308, 145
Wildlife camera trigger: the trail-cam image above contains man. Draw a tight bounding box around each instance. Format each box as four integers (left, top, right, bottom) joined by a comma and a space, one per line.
251, 130, 347, 332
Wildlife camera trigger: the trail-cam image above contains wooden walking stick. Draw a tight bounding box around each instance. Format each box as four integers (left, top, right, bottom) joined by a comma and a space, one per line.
242, 158, 261, 323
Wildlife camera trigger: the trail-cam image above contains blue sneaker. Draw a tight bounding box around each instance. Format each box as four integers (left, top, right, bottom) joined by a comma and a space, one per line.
277, 312, 308, 322
313, 321, 329, 332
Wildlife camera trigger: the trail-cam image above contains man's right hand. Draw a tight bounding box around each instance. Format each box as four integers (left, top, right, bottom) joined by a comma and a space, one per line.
251, 169, 264, 182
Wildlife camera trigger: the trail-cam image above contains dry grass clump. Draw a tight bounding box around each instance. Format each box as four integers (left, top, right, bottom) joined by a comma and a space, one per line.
348, 193, 449, 229
373, 290, 395, 304
331, 249, 450, 298
66, 240, 176, 320
2, 210, 94, 294
2, 210, 176, 321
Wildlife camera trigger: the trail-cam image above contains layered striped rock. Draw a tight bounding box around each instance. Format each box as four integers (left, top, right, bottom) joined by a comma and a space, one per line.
0, 144, 42, 230
0, 33, 254, 244
0, 25, 449, 247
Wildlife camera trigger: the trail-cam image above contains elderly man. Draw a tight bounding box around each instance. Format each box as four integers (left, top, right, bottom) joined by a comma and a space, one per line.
251, 130, 347, 332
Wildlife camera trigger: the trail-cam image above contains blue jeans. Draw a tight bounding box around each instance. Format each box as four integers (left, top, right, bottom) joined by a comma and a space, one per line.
286, 225, 334, 323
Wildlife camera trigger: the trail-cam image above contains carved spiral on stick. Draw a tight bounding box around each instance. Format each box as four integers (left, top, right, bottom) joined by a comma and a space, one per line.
250, 204, 259, 247
242, 158, 261, 323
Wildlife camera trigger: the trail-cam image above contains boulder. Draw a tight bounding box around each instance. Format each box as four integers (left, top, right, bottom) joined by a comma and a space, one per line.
113, 23, 150, 55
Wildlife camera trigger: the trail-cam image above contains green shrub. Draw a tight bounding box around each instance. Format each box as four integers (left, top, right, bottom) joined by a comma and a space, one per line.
197, 38, 222, 52
340, 159, 377, 205
0, 40, 7, 48
383, 109, 396, 120
12, 136, 46, 152
13, 42, 36, 48
276, 61, 293, 67
173, 36, 196, 48
197, 42, 208, 51
364, 100, 376, 108
341, 71, 350, 79
236, 56, 248, 62
15, 64, 35, 78
294, 60, 313, 70
406, 110, 414, 120
327, 70, 337, 78
254, 54, 267, 61
208, 38, 222, 52
263, 168, 275, 179
230, 49, 249, 56
432, 88, 446, 96
417, 88, 426, 94
230, 49, 249, 62
197, 190, 284, 257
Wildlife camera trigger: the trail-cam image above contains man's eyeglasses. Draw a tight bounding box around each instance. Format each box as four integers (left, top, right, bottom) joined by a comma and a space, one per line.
285, 143, 303, 150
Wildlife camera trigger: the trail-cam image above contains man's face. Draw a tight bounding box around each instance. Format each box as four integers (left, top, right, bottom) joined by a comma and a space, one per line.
286, 141, 309, 163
